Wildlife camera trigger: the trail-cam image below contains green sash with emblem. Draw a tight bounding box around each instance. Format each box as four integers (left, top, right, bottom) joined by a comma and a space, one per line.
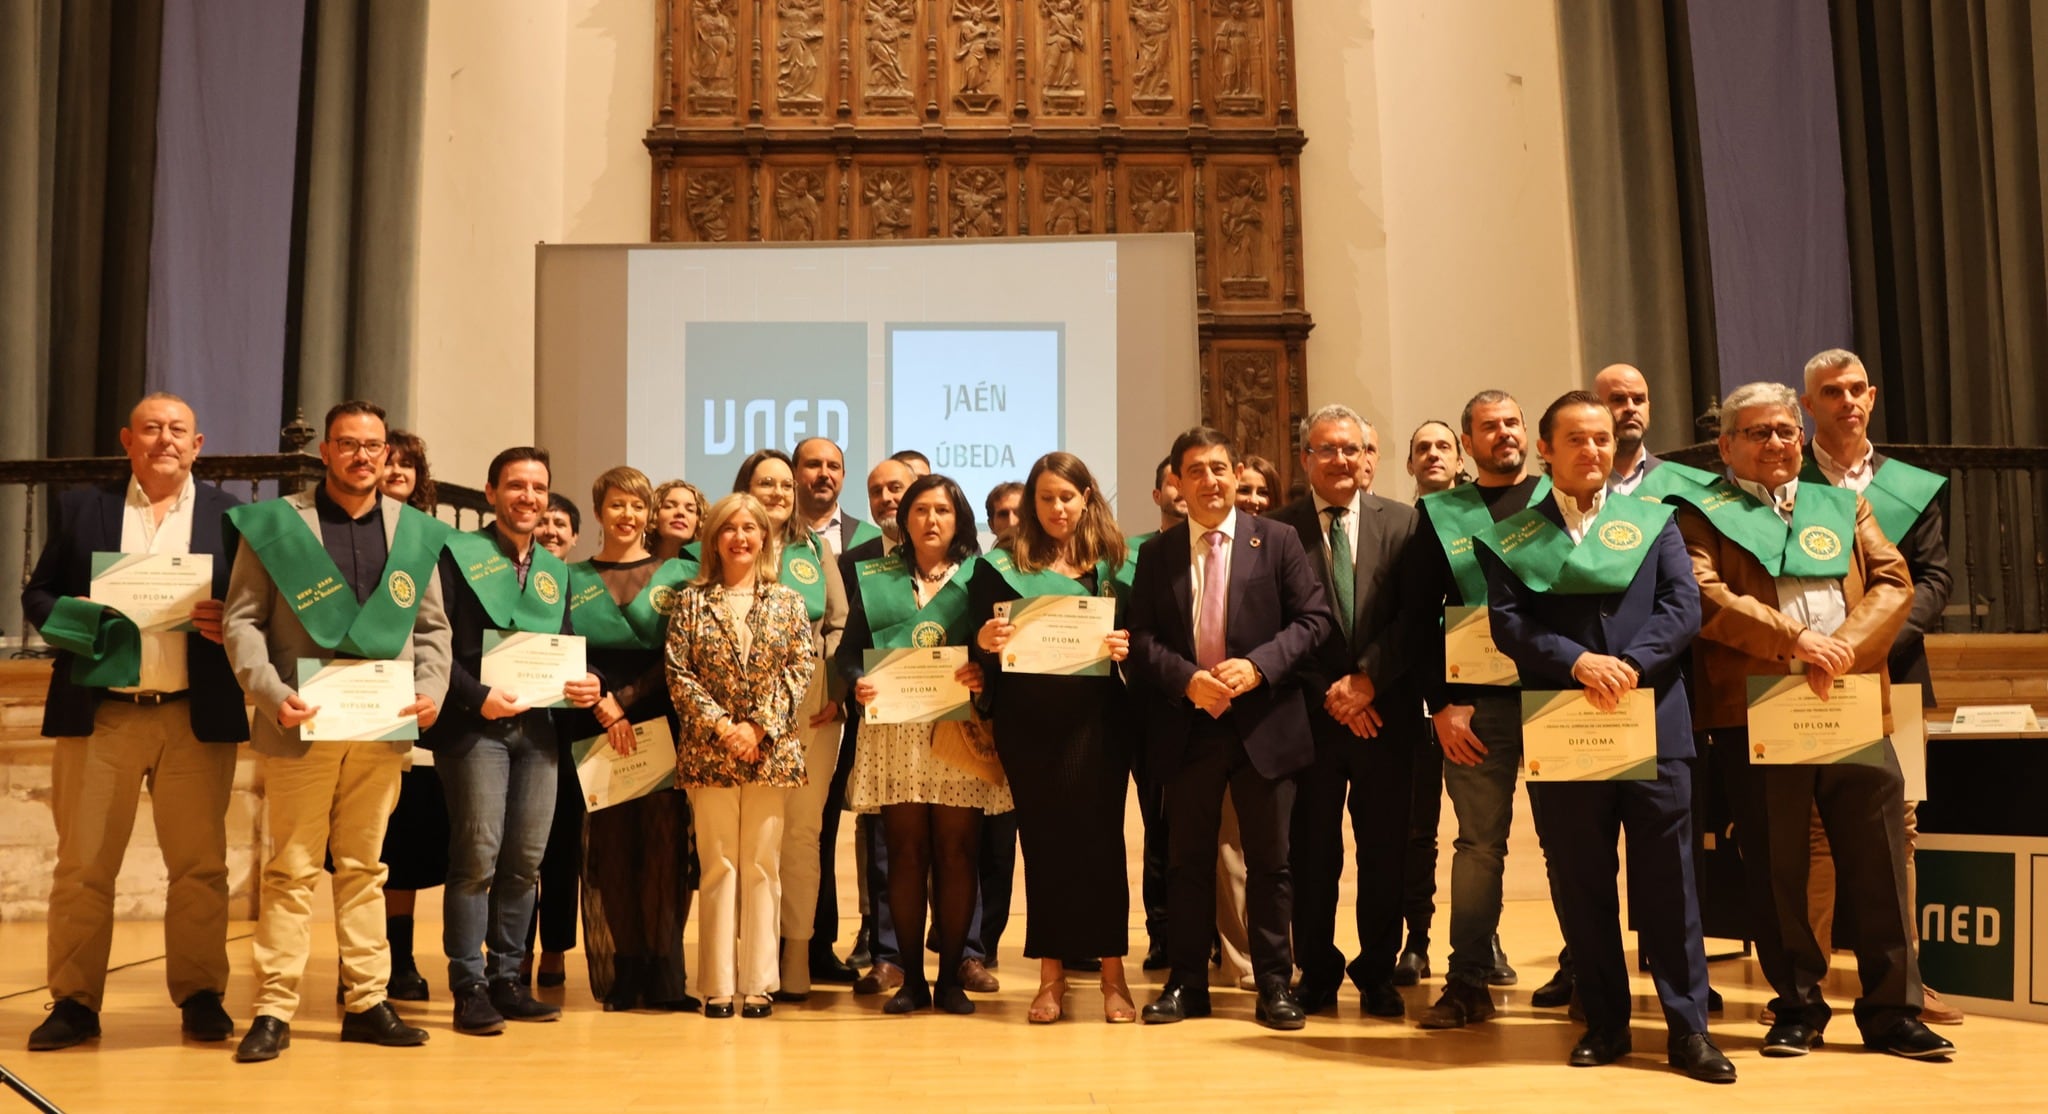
443, 529, 570, 633
984, 546, 1119, 603
1666, 479, 1855, 578
1631, 459, 1720, 500
856, 554, 979, 649
1421, 476, 1552, 604
1799, 453, 1946, 545
779, 533, 830, 621
846, 518, 884, 552
223, 497, 453, 659
567, 558, 696, 650
1479, 495, 1675, 596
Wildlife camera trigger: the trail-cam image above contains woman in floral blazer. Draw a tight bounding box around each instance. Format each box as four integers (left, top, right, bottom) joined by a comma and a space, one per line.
666, 493, 816, 1018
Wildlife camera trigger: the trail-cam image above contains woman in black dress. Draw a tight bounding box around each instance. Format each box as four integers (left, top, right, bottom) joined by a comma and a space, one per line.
969, 452, 1135, 1023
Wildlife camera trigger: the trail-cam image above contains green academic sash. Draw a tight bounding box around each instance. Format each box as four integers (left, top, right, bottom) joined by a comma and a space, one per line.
1110, 531, 1157, 597
846, 518, 884, 552
855, 554, 979, 649
443, 529, 570, 633
39, 597, 142, 687
1479, 494, 1675, 596
567, 558, 696, 650
1800, 453, 1946, 546
1666, 479, 1856, 578
983, 546, 1119, 602
224, 497, 453, 659
1421, 476, 1552, 604
1631, 459, 1720, 500
779, 533, 829, 622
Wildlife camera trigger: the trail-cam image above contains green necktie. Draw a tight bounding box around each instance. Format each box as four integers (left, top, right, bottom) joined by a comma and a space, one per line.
1325, 505, 1354, 638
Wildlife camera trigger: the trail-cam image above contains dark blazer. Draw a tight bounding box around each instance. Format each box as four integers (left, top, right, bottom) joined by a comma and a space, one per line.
1267, 493, 1428, 728
1478, 506, 1701, 756
1126, 513, 1335, 780
421, 532, 590, 753
22, 481, 249, 742
1871, 452, 1951, 703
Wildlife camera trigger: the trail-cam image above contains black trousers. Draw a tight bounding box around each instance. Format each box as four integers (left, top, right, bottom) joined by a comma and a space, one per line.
811, 716, 862, 948
1165, 725, 1295, 988
1289, 715, 1416, 990
1133, 740, 1170, 948
1529, 758, 1709, 1037
1401, 735, 1443, 946
530, 737, 583, 954
1709, 727, 1921, 1036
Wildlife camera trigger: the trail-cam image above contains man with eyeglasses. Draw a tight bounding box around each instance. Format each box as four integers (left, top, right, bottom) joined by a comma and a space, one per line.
1271, 404, 1428, 1018
1670, 381, 1953, 1061
221, 400, 452, 1060
23, 394, 247, 1052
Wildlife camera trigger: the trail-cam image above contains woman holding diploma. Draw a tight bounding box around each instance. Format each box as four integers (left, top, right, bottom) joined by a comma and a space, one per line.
969, 452, 1135, 1024
730, 450, 849, 1000
667, 493, 815, 1017
566, 466, 701, 1012
840, 474, 1008, 1015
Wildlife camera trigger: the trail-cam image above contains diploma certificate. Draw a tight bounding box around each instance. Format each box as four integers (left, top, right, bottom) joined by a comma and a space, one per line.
90, 551, 212, 632
570, 718, 677, 811
480, 631, 587, 709
1520, 689, 1657, 780
996, 596, 1114, 676
297, 658, 418, 742
1746, 673, 1888, 765
1443, 605, 1519, 687
863, 647, 973, 724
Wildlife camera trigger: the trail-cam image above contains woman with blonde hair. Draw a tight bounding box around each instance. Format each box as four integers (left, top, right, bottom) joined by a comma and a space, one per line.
667, 493, 816, 1017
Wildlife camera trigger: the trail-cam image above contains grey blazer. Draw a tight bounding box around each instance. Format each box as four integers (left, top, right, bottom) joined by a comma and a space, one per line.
222, 491, 453, 758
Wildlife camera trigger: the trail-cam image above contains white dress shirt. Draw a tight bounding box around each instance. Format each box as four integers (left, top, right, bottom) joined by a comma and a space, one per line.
1813, 440, 1877, 493
1309, 489, 1361, 576
1553, 486, 1606, 544
117, 473, 197, 692
1734, 476, 1848, 643
812, 509, 845, 554
1188, 508, 1238, 637
1608, 453, 1651, 495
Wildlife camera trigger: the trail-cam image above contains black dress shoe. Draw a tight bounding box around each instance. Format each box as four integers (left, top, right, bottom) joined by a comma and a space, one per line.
1418, 980, 1497, 1029
847, 924, 874, 971
179, 990, 235, 1042
1292, 975, 1342, 1014
1392, 949, 1429, 987
1568, 1027, 1632, 1066
27, 999, 99, 1051
1361, 982, 1405, 1019
340, 1002, 430, 1047
1761, 1021, 1823, 1057
703, 999, 736, 1018
882, 984, 933, 1014
1485, 934, 1517, 986
741, 998, 774, 1019
1142, 941, 1171, 971
810, 947, 860, 985
1863, 1018, 1956, 1060
1668, 1032, 1737, 1083
233, 1017, 290, 1063
387, 968, 431, 1002
1530, 966, 1574, 1008
1141, 984, 1212, 1024
489, 978, 562, 1022
452, 984, 506, 1035
1255, 984, 1307, 1031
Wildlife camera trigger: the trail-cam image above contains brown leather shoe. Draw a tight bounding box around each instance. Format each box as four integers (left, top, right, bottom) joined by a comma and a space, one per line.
956, 958, 999, 993
854, 961, 905, 995
1920, 986, 1965, 1026
1418, 981, 1497, 1029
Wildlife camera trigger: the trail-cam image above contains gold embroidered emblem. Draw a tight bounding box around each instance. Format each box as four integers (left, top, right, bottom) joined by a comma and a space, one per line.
535, 570, 561, 605
388, 570, 417, 609
1598, 521, 1644, 552
1797, 525, 1842, 561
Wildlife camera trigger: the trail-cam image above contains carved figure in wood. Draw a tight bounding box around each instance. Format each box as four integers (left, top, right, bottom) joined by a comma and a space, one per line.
952, 0, 1003, 108
1043, 169, 1092, 235
685, 172, 736, 241
864, 0, 915, 102
1042, 0, 1085, 92
950, 167, 1006, 237
863, 170, 915, 238
1218, 170, 1267, 279
691, 0, 739, 96
1129, 0, 1174, 108
776, 0, 826, 103
775, 169, 827, 240
1222, 353, 1277, 459
1212, 0, 1263, 102
1129, 169, 1180, 232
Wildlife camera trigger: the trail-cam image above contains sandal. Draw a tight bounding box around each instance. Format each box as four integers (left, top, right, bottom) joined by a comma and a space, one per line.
1101, 980, 1137, 1024
1028, 979, 1068, 1024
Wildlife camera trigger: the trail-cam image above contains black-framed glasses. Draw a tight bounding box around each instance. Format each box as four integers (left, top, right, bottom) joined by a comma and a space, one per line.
330, 438, 388, 457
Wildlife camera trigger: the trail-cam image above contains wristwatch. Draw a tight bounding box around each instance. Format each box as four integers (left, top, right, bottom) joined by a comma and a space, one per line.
1616, 655, 1643, 682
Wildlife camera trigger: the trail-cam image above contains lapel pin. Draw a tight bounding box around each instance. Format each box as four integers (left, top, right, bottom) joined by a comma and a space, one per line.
1248, 537, 1262, 548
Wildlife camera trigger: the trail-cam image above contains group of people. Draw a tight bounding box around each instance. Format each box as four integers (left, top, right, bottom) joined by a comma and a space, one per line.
23, 348, 1960, 1083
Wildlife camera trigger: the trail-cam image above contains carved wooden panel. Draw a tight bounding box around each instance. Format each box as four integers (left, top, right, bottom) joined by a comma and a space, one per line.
651, 0, 1311, 490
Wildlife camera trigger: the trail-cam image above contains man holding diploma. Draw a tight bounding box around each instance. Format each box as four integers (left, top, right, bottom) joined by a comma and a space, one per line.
221, 400, 451, 1061
22, 394, 246, 1052
425, 446, 604, 1036
1476, 392, 1731, 1083
1672, 381, 1953, 1061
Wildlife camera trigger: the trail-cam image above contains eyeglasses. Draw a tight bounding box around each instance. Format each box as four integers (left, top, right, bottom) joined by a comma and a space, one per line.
1309, 444, 1365, 462
330, 438, 387, 457
1734, 425, 1802, 446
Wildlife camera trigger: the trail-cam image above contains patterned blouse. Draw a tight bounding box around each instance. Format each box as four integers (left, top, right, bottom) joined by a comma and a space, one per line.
666, 580, 816, 789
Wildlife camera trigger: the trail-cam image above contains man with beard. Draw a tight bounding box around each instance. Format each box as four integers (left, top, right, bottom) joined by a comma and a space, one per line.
1596, 364, 1719, 499
795, 437, 880, 557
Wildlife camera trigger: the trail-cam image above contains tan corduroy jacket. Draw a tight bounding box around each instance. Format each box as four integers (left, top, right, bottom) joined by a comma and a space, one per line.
1677, 492, 1913, 732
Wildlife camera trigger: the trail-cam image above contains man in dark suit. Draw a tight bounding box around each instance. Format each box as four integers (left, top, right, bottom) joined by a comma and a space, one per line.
1269, 404, 1428, 1018
842, 457, 913, 992
1478, 391, 1733, 1082
1129, 426, 1334, 1029
22, 393, 246, 1052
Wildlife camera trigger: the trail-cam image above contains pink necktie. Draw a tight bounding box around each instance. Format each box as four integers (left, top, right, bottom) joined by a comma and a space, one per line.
1196, 529, 1227, 668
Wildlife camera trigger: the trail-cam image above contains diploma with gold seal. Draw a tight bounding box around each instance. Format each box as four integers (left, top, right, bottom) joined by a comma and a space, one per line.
863, 646, 973, 724
1443, 605, 1519, 687
297, 658, 418, 742
1746, 673, 1888, 765
90, 551, 213, 633
1520, 689, 1657, 780
480, 630, 587, 708
996, 596, 1114, 677
570, 718, 678, 810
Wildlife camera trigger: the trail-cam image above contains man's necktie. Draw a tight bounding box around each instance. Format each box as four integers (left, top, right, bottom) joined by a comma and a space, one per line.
1196, 529, 1228, 668
1326, 506, 1354, 639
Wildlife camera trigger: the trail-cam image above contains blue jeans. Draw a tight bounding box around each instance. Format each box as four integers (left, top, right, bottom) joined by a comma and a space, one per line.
437, 714, 558, 990
1439, 694, 1523, 988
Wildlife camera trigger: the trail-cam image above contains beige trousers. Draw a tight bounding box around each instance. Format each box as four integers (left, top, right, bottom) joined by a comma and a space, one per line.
250, 742, 405, 1019
778, 664, 842, 993
47, 702, 237, 1010
691, 782, 790, 1000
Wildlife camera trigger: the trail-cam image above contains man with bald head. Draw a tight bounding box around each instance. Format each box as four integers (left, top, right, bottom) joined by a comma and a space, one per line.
1594, 363, 1718, 499
24, 394, 247, 1051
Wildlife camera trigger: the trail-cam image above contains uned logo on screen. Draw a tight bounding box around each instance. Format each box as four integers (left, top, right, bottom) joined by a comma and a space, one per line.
702, 399, 851, 455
